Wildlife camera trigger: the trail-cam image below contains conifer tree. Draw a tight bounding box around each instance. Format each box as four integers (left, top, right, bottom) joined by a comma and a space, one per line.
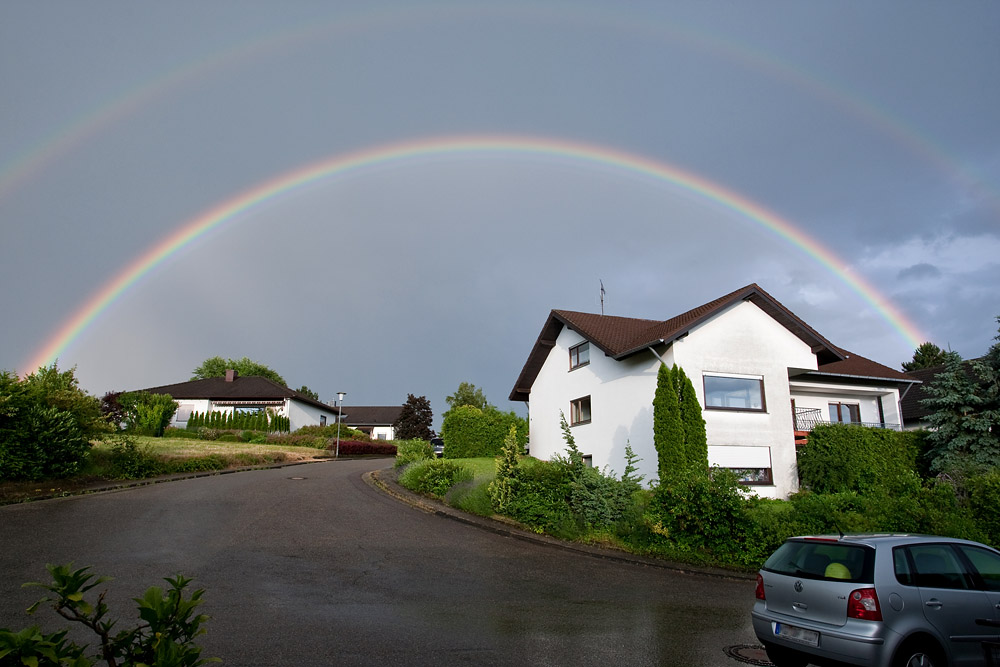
653, 363, 685, 482
676, 366, 708, 473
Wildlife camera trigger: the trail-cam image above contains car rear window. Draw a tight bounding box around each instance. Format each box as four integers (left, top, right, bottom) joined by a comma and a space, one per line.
763, 539, 874, 584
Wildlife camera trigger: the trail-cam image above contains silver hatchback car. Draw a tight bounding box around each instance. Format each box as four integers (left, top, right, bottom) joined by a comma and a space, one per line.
752, 534, 1000, 667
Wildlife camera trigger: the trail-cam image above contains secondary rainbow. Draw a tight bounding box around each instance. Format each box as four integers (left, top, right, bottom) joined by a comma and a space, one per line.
23, 135, 926, 373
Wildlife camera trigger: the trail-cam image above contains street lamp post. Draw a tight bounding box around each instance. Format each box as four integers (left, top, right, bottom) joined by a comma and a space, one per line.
335, 391, 346, 458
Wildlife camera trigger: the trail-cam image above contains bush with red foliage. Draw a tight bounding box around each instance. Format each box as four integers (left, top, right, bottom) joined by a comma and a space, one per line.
332, 440, 397, 456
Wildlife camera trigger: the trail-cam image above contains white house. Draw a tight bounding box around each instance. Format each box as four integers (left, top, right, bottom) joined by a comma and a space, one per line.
509, 284, 919, 499
143, 370, 341, 432
340, 406, 402, 440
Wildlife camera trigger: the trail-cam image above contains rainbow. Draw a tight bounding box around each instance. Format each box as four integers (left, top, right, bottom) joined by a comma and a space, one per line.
22, 135, 926, 373
3, 5, 997, 216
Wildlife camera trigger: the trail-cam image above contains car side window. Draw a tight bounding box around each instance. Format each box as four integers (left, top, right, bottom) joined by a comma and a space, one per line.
893, 547, 915, 586
958, 546, 1000, 592
905, 544, 973, 590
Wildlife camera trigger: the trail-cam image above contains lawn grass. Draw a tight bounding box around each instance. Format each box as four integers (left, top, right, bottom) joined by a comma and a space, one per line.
98, 436, 329, 462
0, 436, 332, 505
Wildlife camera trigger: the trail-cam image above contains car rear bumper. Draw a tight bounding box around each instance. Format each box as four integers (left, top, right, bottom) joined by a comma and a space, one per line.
751, 609, 890, 666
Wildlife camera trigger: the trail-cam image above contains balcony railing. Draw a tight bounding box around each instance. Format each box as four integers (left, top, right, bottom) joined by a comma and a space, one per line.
793, 407, 900, 432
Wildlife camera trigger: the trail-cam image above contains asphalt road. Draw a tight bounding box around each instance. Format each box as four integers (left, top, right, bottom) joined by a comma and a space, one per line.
0, 460, 761, 666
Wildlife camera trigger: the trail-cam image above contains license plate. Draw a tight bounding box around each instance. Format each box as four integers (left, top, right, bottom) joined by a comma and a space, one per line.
774, 622, 820, 647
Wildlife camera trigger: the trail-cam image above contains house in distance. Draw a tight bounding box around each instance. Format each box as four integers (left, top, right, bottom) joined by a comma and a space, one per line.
143, 370, 340, 432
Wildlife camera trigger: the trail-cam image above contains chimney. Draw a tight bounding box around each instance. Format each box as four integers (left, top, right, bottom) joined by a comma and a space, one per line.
225, 369, 238, 382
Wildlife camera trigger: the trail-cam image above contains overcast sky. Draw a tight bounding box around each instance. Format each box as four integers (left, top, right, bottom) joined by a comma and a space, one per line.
2, 2, 998, 426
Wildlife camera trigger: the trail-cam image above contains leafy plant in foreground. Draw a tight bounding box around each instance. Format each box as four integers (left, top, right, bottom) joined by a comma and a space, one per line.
0, 563, 218, 667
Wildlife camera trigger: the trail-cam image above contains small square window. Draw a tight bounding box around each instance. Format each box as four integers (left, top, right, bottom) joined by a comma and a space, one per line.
570, 396, 592, 425
569, 342, 590, 370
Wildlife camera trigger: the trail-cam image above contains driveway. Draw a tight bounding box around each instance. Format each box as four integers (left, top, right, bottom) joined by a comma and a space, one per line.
0, 460, 762, 666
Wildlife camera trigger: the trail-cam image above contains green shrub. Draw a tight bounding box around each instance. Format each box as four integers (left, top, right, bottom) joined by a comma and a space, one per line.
118, 391, 177, 437
0, 563, 217, 666
797, 423, 919, 494
0, 366, 107, 481
216, 434, 239, 442
163, 455, 227, 474
399, 459, 472, 496
441, 405, 527, 459
297, 424, 366, 440
644, 469, 764, 567
107, 434, 162, 479
163, 427, 203, 440
394, 439, 435, 468
968, 470, 1000, 548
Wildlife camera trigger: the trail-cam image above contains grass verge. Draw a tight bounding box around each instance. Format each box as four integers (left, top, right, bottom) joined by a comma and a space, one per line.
0, 436, 331, 505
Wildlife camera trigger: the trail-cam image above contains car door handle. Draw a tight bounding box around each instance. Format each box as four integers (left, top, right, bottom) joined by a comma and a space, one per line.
925, 599, 943, 609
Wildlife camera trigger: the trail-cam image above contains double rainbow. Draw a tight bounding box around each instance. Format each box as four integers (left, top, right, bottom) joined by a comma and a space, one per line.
23, 135, 926, 373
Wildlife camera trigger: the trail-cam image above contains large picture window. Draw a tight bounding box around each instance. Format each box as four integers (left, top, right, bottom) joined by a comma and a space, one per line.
704, 374, 765, 411
570, 396, 592, 425
569, 342, 590, 370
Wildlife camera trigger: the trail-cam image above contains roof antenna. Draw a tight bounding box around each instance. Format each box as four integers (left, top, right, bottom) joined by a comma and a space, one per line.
600, 279, 606, 316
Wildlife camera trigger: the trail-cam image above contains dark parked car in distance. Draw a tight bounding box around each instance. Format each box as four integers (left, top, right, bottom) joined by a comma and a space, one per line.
752, 534, 1000, 667
430, 437, 444, 458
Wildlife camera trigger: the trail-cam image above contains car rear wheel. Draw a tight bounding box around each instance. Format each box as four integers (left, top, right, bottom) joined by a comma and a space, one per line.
762, 642, 809, 667
894, 640, 945, 667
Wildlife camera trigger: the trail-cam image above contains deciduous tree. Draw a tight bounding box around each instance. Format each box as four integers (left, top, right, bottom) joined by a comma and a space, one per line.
393, 394, 434, 440
191, 356, 287, 387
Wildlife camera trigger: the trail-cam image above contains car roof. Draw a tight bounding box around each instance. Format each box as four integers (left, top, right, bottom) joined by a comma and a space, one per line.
787, 534, 994, 550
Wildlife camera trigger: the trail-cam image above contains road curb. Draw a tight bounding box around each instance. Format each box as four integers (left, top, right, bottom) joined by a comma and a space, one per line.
365, 467, 756, 581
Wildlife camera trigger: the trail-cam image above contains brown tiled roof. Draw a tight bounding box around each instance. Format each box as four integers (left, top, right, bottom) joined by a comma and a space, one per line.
509, 283, 909, 402
143, 376, 340, 414
813, 350, 916, 382
341, 406, 402, 426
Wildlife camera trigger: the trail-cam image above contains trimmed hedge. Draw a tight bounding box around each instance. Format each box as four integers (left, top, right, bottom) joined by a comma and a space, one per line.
797, 423, 920, 494
333, 440, 397, 456
440, 406, 527, 459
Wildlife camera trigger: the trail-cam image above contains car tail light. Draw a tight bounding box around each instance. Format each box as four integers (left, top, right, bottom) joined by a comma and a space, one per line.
847, 588, 882, 621
755, 573, 766, 600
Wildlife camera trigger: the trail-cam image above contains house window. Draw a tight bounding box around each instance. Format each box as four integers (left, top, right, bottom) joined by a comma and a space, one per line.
582, 454, 593, 467
569, 342, 590, 370
704, 374, 765, 411
570, 396, 592, 425
729, 468, 774, 486
829, 402, 860, 424
320, 415, 327, 427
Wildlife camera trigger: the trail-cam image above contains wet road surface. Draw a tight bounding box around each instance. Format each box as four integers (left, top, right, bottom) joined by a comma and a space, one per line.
0, 459, 761, 666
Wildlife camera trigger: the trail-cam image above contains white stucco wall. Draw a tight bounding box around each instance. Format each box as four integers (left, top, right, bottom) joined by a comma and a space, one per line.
169, 399, 212, 429
286, 399, 337, 432
526, 300, 823, 498
673, 301, 818, 498
528, 324, 668, 486
369, 425, 395, 440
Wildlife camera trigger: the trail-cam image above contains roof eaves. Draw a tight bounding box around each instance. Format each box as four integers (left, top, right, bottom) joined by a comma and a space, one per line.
796, 370, 922, 385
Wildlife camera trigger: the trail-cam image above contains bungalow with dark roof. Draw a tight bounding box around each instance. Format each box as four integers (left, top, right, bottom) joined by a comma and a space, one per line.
142, 370, 341, 432
509, 284, 919, 499
340, 406, 403, 440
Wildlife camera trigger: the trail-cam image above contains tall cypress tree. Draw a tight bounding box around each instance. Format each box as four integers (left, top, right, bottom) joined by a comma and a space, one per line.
653, 363, 685, 482
675, 365, 708, 473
